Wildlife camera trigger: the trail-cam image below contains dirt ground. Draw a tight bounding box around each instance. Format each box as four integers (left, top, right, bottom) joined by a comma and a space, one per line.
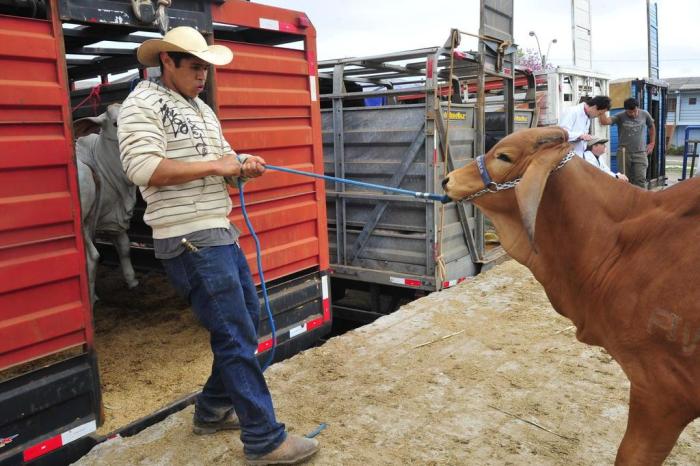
91, 266, 211, 434
78, 260, 699, 465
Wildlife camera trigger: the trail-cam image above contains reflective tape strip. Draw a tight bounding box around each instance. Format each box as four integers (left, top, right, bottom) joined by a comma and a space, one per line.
321, 275, 331, 321
289, 322, 307, 338
309, 76, 317, 101
259, 18, 279, 30
256, 338, 274, 354
306, 317, 324, 332
278, 21, 300, 33
322, 298, 331, 321
259, 17, 300, 33
321, 275, 329, 299
61, 421, 96, 444
290, 316, 325, 339
390, 277, 421, 287
442, 277, 466, 288
23, 420, 96, 462
307, 51, 317, 75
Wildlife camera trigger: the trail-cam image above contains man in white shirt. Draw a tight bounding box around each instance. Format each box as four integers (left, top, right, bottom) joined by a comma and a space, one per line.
558, 96, 612, 156
582, 137, 629, 181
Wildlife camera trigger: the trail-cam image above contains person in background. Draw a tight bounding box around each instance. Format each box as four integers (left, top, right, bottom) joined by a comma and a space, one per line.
118, 26, 319, 465
582, 137, 629, 181
599, 98, 655, 189
558, 95, 612, 156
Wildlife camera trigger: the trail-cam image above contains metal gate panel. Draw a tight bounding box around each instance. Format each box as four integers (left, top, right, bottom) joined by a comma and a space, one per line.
647, 1, 659, 80
213, 2, 329, 284
571, 0, 593, 70
0, 12, 93, 370
480, 0, 513, 41
323, 104, 476, 285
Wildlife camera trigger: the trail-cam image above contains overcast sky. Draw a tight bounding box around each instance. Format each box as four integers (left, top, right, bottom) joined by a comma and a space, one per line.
256, 0, 700, 79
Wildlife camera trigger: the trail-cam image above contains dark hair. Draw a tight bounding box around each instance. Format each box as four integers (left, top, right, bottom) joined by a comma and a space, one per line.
623, 98, 638, 110
588, 95, 611, 111
159, 52, 194, 72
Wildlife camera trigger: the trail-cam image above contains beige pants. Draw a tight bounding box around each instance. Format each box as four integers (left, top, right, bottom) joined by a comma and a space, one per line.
619, 149, 648, 189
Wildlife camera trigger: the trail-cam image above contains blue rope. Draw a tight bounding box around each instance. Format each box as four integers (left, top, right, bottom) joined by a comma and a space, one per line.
265, 164, 451, 204
237, 164, 448, 371
237, 179, 276, 371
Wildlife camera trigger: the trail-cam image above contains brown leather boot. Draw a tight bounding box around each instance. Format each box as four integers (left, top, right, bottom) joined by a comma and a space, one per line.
192, 410, 240, 435
246, 434, 320, 465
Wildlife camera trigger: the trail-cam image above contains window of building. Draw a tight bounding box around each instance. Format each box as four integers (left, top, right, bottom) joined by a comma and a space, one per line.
690, 97, 697, 105
667, 97, 677, 112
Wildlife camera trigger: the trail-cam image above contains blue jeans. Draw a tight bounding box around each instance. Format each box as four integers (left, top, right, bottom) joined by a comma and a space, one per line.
161, 244, 286, 456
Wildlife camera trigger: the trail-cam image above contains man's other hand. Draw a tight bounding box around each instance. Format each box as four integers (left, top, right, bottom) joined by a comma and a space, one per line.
215, 154, 244, 178
241, 155, 266, 178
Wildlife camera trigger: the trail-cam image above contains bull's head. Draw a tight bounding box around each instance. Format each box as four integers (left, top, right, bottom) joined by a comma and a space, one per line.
73, 103, 122, 141
442, 126, 571, 247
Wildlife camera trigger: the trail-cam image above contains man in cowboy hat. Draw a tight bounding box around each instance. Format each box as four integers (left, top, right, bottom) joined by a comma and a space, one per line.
118, 27, 320, 465
582, 136, 629, 181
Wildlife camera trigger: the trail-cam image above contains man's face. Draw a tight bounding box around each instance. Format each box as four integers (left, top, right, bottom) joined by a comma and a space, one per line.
590, 142, 606, 156
162, 54, 210, 99
625, 108, 639, 118
586, 105, 607, 119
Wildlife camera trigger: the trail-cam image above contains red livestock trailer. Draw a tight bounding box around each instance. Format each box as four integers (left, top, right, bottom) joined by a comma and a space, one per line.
0, 1, 330, 464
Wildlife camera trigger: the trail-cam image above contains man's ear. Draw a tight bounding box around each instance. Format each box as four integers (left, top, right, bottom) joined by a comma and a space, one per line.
159, 51, 172, 69
514, 145, 569, 248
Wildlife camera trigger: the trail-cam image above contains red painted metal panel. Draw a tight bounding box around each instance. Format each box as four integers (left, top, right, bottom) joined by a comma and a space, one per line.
213, 2, 329, 284
0, 193, 73, 234
0, 13, 93, 370
212, 0, 313, 35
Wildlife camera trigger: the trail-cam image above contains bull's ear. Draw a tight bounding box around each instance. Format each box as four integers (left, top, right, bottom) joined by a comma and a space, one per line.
73, 114, 106, 139
514, 146, 568, 247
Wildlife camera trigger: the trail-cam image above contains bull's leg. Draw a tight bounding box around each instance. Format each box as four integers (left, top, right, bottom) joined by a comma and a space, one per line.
84, 232, 100, 304
112, 232, 139, 289
615, 384, 692, 466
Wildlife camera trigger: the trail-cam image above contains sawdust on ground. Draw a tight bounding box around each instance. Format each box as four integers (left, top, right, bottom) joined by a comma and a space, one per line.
92, 267, 210, 434
80, 260, 699, 465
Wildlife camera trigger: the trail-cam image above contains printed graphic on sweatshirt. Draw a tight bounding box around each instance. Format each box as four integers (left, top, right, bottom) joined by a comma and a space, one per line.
186, 117, 208, 156
157, 98, 208, 156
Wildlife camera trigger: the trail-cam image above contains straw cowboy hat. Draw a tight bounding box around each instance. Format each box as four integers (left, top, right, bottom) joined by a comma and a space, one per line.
137, 26, 233, 67
586, 136, 609, 150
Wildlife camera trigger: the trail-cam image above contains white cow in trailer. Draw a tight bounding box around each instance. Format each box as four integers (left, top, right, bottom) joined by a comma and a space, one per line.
75, 103, 138, 303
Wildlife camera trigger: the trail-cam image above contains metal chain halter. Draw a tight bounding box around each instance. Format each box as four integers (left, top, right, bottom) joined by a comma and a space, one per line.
459, 151, 576, 203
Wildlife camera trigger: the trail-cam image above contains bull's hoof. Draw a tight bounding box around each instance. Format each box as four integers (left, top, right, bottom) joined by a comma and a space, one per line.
126, 279, 139, 289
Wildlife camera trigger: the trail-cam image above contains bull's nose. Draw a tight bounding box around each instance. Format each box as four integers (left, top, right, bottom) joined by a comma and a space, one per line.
441, 177, 449, 189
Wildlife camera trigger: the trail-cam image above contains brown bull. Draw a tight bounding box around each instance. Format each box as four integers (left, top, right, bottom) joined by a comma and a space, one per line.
442, 126, 699, 465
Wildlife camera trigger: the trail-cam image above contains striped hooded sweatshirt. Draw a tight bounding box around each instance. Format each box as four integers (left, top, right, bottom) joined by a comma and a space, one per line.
118, 80, 248, 239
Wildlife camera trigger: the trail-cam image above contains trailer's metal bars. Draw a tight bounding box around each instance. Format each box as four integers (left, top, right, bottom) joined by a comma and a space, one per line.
348, 123, 427, 264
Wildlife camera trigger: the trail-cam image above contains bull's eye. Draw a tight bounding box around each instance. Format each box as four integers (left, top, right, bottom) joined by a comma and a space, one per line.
497, 153, 511, 163
113, 122, 118, 127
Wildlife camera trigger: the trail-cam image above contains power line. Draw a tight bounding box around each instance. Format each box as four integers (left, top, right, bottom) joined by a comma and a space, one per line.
593, 58, 700, 62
